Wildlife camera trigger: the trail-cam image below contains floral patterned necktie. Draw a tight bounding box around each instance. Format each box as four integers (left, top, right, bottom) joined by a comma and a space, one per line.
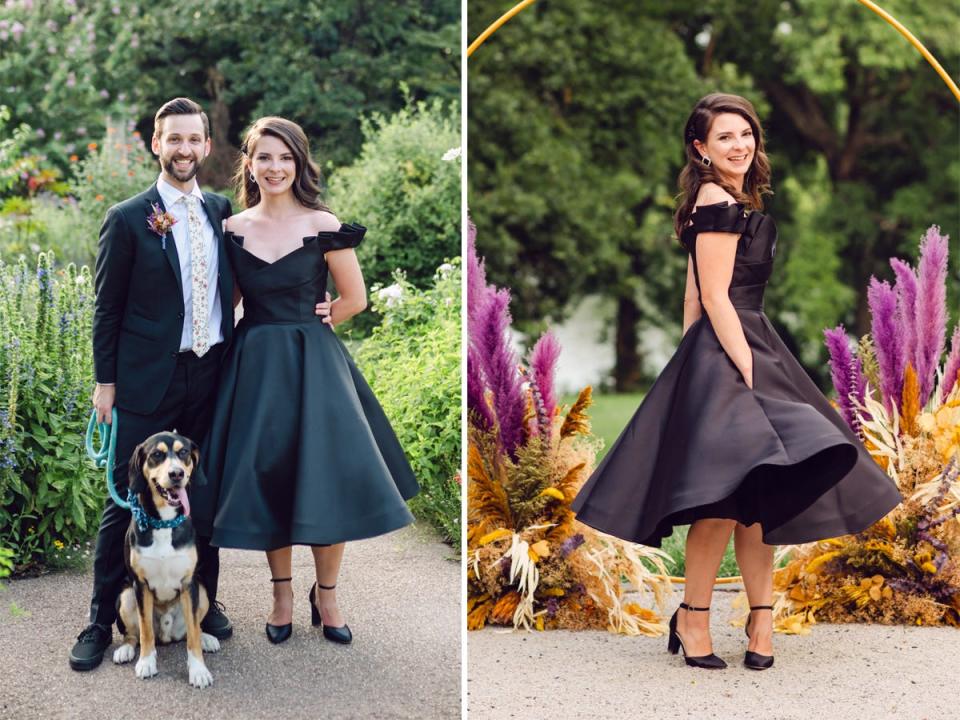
181, 195, 209, 357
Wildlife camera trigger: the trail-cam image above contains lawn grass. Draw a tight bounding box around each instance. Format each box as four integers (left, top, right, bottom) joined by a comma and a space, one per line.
564, 391, 740, 577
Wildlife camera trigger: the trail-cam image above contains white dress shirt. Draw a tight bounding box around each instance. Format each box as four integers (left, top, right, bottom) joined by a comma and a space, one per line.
156, 175, 224, 351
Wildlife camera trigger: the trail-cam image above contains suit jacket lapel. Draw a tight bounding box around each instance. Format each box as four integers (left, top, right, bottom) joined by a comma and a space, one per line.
143, 184, 182, 290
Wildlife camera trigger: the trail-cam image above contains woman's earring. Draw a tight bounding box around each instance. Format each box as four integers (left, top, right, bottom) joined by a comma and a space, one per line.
701, 156, 712, 167
250, 171, 257, 184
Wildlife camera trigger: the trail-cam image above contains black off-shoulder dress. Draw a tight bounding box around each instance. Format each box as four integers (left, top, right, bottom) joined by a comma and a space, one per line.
192, 224, 419, 551
571, 202, 901, 547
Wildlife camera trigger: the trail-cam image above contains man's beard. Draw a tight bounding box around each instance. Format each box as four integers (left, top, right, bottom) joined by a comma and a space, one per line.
163, 154, 203, 182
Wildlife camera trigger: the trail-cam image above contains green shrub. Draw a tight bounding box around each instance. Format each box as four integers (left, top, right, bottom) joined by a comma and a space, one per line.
0, 122, 158, 267
353, 260, 462, 548
328, 97, 460, 292
0, 252, 102, 573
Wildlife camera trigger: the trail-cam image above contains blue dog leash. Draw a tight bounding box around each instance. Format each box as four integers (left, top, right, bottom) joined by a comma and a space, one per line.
85, 409, 186, 531
85, 408, 127, 510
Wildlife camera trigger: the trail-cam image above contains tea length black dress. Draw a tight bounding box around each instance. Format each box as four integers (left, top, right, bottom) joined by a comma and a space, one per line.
193, 224, 419, 551
571, 202, 901, 547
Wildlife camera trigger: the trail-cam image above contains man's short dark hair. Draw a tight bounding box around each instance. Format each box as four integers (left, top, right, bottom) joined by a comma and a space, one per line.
153, 98, 210, 139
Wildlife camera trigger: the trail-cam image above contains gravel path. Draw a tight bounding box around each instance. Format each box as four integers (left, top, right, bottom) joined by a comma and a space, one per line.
0, 524, 460, 720
468, 588, 957, 720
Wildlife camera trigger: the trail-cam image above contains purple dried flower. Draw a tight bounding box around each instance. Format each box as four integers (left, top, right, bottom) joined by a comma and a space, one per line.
890, 257, 918, 370
914, 226, 949, 407
545, 598, 559, 617
942, 325, 960, 402
560, 533, 585, 558
467, 220, 489, 327
868, 278, 903, 414
529, 332, 561, 421
824, 325, 864, 433
467, 346, 494, 430
474, 289, 526, 459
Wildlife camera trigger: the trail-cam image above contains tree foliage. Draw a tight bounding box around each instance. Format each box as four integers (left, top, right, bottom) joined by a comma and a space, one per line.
0, 0, 459, 185
468, 0, 959, 390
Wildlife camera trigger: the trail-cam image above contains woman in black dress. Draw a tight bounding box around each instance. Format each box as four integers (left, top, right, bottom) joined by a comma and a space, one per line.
571, 94, 901, 670
193, 117, 419, 645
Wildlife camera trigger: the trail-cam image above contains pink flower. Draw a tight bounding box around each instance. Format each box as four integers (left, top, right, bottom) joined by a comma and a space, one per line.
146, 203, 176, 249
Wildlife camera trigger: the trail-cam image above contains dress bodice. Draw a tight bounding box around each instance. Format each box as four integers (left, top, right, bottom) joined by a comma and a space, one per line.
226, 223, 365, 324
680, 202, 778, 311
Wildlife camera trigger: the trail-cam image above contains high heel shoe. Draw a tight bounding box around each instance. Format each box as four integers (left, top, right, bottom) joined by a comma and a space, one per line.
309, 582, 352, 645
743, 604, 775, 670
667, 602, 727, 669
265, 577, 293, 644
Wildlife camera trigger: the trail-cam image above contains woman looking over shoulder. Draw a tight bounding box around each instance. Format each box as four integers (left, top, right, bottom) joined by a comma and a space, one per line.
572, 93, 901, 671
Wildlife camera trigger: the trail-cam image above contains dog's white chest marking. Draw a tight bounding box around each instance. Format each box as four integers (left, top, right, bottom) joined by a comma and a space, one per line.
137, 528, 193, 603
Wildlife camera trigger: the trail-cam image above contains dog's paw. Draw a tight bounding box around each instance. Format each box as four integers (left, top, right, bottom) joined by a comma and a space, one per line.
201, 633, 221, 653
188, 654, 213, 689
113, 643, 136, 664
134, 650, 158, 679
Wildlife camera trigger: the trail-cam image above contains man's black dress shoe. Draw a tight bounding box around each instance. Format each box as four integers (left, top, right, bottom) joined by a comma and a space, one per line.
68, 624, 111, 671
201, 600, 234, 640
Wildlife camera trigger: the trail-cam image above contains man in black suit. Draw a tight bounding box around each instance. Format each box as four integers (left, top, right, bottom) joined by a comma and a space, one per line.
70, 97, 237, 671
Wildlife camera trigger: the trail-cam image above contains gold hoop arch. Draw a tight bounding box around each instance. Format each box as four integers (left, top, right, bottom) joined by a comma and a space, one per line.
467, 0, 960, 102
467, 1, 959, 585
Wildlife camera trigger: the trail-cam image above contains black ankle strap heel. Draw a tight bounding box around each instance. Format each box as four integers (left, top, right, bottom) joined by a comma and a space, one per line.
309, 582, 352, 644
744, 604, 775, 670
667, 602, 727, 669
265, 578, 293, 644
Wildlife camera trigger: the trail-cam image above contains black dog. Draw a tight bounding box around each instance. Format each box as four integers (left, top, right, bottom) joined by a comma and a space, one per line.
112, 432, 218, 688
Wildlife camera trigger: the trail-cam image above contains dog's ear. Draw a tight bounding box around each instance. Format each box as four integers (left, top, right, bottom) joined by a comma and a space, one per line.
127, 442, 149, 496
189, 442, 201, 473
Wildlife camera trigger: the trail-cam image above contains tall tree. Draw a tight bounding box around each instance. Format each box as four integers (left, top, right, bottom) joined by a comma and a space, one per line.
468, 0, 706, 390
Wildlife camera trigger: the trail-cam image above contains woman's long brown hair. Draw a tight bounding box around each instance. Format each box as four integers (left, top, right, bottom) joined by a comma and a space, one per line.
673, 93, 772, 240
235, 116, 331, 211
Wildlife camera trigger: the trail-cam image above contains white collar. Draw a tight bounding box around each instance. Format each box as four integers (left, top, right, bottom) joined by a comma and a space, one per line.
157, 174, 205, 208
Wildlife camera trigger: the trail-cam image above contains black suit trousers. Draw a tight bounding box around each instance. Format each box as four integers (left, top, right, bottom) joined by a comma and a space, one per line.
88, 344, 225, 627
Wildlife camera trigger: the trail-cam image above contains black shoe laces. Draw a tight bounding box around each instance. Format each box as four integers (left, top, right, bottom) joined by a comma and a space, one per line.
76, 624, 108, 643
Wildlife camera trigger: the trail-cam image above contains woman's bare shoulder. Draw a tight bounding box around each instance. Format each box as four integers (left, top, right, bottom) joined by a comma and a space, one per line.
308, 209, 341, 233
224, 209, 254, 234
694, 182, 736, 209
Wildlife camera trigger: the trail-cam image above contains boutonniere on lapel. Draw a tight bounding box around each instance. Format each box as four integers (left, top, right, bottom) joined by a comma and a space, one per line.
146, 202, 177, 250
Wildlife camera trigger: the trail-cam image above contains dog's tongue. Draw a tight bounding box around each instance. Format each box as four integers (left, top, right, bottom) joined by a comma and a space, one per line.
172, 487, 190, 517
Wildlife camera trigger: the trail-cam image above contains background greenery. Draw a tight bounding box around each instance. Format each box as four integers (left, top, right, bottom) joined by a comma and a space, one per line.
0, 0, 461, 571
355, 262, 462, 549
469, 0, 959, 391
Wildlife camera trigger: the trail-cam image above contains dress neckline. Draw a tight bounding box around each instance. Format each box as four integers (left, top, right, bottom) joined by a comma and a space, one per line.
225, 230, 318, 266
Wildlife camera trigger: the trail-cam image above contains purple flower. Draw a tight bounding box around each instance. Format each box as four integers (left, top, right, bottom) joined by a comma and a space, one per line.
473, 289, 525, 459
99, 89, 109, 99
35, 128, 45, 138
66, 73, 76, 88
545, 598, 559, 617
942, 325, 960, 402
467, 220, 489, 326
10, 21, 23, 41
914, 226, 949, 407
529, 332, 561, 421
824, 325, 866, 433
890, 257, 918, 369
468, 220, 526, 456
868, 278, 903, 414
560, 533, 585, 557
467, 346, 494, 430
